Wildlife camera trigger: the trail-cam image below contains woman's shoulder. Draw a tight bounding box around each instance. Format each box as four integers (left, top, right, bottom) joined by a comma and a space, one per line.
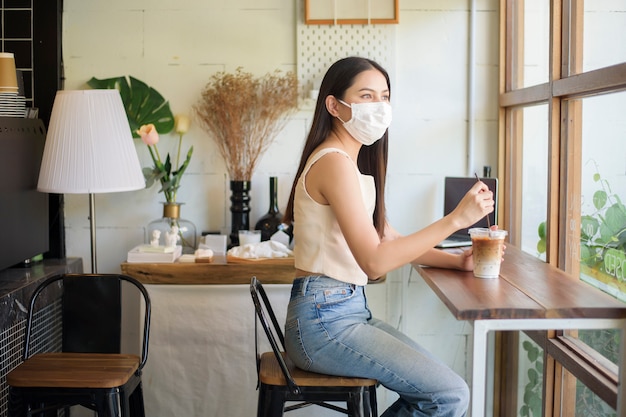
310, 146, 351, 160
304, 151, 364, 196
307, 147, 355, 172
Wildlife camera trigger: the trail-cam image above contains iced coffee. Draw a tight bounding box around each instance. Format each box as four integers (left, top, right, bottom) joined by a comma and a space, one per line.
469, 228, 507, 278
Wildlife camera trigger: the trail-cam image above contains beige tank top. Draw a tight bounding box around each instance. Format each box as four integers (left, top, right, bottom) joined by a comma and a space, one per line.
293, 148, 376, 285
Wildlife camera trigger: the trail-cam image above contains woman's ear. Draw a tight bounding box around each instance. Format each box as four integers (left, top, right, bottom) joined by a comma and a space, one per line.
325, 95, 340, 117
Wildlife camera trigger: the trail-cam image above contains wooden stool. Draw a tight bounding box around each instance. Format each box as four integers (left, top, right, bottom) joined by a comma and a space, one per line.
250, 277, 378, 417
6, 274, 150, 417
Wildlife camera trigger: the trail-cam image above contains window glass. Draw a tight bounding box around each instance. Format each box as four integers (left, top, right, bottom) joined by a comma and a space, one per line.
520, 104, 549, 259
517, 0, 550, 88
578, 328, 620, 368
579, 92, 626, 303
517, 334, 543, 417
582, 2, 626, 73
563, 368, 617, 417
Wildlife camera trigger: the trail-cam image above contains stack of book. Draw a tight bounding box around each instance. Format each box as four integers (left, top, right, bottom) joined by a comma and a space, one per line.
127, 244, 182, 263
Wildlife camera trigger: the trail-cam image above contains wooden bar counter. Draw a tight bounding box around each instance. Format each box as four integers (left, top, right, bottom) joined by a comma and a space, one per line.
413, 245, 626, 416
120, 255, 295, 284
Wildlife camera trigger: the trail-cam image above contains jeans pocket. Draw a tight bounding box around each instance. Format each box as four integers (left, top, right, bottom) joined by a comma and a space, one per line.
315, 285, 366, 329
317, 284, 357, 307
285, 318, 312, 370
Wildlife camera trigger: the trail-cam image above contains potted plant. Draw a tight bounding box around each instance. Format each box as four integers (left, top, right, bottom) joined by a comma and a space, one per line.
192, 67, 297, 246
88, 76, 196, 252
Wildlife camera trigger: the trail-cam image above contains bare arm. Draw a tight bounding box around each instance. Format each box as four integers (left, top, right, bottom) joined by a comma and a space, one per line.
384, 223, 474, 271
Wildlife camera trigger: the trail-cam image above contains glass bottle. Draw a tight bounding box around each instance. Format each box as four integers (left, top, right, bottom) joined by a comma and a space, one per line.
146, 202, 197, 254
255, 177, 283, 241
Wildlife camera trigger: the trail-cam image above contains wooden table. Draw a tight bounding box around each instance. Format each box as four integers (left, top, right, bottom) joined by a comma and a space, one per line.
121, 255, 296, 284
413, 245, 626, 417
121, 256, 385, 285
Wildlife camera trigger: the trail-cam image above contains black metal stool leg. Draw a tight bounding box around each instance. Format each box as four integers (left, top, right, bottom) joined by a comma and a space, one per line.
347, 391, 368, 417
7, 387, 24, 417
257, 385, 269, 417
102, 391, 122, 417
128, 383, 146, 417
369, 385, 378, 417
267, 388, 287, 417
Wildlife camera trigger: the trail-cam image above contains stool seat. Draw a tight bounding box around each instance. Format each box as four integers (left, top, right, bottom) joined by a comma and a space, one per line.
7, 353, 140, 388
260, 352, 376, 388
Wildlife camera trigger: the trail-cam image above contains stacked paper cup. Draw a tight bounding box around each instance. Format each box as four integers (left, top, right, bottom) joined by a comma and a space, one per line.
0, 52, 18, 93
0, 52, 26, 117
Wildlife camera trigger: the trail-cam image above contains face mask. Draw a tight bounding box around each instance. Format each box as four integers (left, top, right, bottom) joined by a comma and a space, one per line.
337, 99, 393, 146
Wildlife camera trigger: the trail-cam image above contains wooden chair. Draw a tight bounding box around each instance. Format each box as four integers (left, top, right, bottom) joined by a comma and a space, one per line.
7, 273, 151, 417
250, 276, 378, 417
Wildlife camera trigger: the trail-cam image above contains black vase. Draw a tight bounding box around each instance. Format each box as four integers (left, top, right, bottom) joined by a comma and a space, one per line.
229, 180, 251, 247
255, 176, 283, 241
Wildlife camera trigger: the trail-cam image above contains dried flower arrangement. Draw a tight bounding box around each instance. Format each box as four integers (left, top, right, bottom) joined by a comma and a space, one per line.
193, 68, 298, 180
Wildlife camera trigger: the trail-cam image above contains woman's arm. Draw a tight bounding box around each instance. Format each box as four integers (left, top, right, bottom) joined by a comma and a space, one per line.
385, 223, 474, 271
308, 152, 492, 278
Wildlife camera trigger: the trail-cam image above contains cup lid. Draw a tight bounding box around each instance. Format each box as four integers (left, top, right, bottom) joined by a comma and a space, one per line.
468, 227, 508, 238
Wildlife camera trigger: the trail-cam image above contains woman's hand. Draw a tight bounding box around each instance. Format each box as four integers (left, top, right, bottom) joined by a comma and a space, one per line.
449, 181, 494, 230
489, 225, 507, 261
457, 226, 507, 272
457, 248, 474, 271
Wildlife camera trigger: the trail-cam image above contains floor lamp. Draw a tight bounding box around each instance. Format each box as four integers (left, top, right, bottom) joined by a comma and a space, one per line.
37, 90, 145, 273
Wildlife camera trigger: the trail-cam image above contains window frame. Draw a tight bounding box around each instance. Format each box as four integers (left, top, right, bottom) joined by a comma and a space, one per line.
498, 0, 626, 415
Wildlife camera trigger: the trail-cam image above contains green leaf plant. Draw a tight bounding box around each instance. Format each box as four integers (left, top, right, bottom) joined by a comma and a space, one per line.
536, 162, 626, 277
580, 161, 626, 277
87, 75, 175, 138
88, 75, 192, 205
519, 340, 543, 417
137, 120, 193, 204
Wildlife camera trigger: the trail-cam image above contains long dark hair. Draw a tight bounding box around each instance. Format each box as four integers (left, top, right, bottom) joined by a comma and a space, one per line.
283, 57, 389, 237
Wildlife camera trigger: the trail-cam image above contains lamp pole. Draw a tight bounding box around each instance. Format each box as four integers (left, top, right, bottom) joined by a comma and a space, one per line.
89, 193, 97, 273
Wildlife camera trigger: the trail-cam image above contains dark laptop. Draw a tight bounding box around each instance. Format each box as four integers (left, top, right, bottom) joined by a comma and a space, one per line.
436, 177, 498, 248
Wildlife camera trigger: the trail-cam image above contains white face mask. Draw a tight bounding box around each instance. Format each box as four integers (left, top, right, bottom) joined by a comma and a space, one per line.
337, 99, 393, 146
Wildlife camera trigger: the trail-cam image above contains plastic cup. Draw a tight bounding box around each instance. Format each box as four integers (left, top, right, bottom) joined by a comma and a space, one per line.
469, 228, 508, 278
238, 230, 261, 246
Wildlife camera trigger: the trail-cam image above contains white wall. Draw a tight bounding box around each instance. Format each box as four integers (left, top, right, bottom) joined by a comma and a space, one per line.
62, 0, 499, 413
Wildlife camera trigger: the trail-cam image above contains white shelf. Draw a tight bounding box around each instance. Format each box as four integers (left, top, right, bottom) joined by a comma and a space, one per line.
305, 0, 399, 25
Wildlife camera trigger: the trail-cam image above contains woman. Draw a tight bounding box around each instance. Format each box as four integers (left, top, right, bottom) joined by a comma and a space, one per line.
282, 57, 494, 417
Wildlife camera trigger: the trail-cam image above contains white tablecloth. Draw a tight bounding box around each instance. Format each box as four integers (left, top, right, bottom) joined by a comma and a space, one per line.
142, 284, 292, 417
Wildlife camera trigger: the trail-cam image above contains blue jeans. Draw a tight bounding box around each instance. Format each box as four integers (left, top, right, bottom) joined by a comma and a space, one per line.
284, 275, 469, 417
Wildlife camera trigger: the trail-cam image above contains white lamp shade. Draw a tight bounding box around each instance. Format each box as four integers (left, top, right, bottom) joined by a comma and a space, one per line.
38, 89, 145, 194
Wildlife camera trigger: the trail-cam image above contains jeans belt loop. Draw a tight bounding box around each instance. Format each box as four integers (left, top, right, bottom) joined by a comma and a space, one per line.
300, 276, 310, 296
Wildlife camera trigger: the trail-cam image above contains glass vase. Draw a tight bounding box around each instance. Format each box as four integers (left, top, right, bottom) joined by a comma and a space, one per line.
255, 176, 283, 241
146, 202, 197, 254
